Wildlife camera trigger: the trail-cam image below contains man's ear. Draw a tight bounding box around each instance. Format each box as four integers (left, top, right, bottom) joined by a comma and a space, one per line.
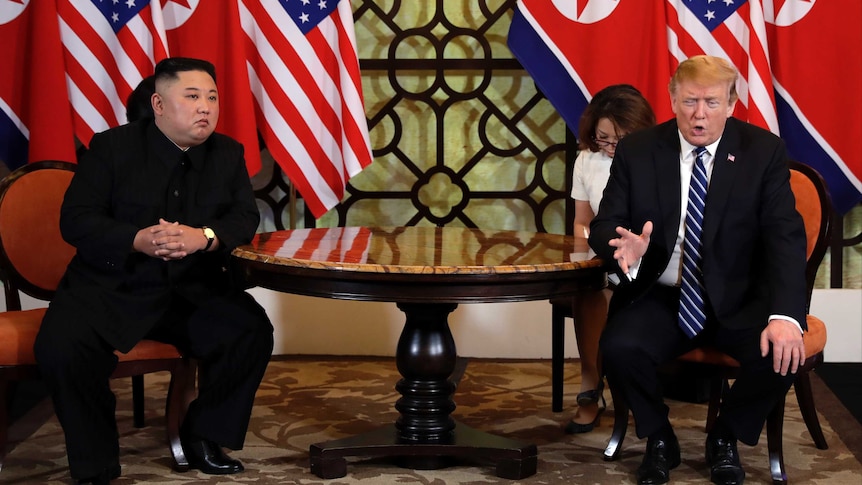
151, 92, 162, 115
725, 99, 737, 118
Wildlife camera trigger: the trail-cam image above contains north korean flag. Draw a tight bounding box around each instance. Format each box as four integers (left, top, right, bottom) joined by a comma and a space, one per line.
0, 0, 77, 170
163, 0, 262, 176
767, 0, 862, 213
507, 0, 674, 135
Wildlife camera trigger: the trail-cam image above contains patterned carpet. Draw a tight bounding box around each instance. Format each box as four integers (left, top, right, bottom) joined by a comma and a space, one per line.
5, 356, 862, 484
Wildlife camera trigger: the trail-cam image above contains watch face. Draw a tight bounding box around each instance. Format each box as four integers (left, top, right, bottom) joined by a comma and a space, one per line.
204, 227, 215, 239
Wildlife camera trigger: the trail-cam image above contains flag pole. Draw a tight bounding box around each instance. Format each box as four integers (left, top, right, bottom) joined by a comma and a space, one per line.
289, 183, 297, 230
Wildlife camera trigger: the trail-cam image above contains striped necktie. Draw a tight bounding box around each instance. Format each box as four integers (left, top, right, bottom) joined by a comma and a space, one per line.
678, 146, 709, 338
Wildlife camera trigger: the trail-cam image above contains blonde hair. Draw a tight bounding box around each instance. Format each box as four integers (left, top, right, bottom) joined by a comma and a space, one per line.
669, 55, 739, 104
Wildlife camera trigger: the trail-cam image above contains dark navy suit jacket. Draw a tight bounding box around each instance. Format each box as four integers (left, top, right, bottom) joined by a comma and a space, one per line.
589, 117, 807, 332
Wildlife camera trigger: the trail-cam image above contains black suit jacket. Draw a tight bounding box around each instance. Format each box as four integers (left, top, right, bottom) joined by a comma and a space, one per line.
51, 121, 260, 352
589, 117, 807, 331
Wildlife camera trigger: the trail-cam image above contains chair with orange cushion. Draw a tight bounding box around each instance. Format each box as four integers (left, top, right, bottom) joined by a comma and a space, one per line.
0, 161, 196, 472
602, 160, 831, 485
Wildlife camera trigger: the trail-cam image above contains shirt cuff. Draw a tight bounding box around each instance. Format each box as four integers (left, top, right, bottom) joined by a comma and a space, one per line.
769, 314, 804, 334
624, 258, 641, 281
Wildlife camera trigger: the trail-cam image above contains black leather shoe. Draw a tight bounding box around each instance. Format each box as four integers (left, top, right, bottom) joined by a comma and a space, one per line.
77, 464, 120, 484
706, 436, 745, 485
182, 432, 244, 475
636, 433, 681, 485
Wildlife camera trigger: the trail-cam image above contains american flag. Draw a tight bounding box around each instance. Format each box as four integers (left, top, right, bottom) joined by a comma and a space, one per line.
58, 0, 168, 147
666, 0, 777, 133
238, 0, 373, 218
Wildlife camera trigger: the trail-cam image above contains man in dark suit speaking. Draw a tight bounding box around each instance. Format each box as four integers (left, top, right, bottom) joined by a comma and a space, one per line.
35, 57, 273, 484
590, 55, 807, 485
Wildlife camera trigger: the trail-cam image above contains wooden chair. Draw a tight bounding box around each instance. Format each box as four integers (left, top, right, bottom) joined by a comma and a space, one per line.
0, 161, 196, 472
550, 276, 611, 413
602, 160, 832, 485
550, 135, 579, 413
550, 297, 572, 412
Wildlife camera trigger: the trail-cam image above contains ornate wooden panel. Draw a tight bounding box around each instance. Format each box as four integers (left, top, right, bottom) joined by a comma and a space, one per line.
254, 0, 575, 235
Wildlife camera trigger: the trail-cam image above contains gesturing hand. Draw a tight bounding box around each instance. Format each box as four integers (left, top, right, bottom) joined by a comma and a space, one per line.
607, 221, 653, 276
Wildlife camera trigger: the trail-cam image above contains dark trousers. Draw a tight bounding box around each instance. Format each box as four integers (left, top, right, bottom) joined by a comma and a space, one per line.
600, 284, 796, 446
34, 291, 274, 480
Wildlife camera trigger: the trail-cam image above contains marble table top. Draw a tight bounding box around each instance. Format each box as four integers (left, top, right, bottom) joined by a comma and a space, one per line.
232, 226, 603, 275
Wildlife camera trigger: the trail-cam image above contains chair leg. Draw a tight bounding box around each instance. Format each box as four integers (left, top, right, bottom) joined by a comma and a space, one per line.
551, 304, 566, 413
132, 375, 145, 428
793, 372, 828, 449
165, 358, 196, 471
704, 376, 726, 434
604, 382, 628, 461
1, 382, 8, 473
766, 398, 788, 485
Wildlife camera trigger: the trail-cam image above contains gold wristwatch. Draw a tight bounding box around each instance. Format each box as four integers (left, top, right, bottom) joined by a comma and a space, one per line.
202, 226, 215, 251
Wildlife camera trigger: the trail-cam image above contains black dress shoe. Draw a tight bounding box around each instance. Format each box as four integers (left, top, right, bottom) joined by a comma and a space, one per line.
77, 464, 121, 484
705, 436, 745, 485
183, 436, 244, 475
636, 433, 681, 485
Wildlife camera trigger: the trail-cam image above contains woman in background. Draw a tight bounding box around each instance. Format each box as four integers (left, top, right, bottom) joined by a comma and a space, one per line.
565, 84, 656, 433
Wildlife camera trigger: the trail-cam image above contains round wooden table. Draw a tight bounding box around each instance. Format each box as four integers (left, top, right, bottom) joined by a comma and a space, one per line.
231, 226, 606, 479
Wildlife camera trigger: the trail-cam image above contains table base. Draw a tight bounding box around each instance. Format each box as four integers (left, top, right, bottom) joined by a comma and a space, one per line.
308, 302, 538, 479
309, 422, 537, 479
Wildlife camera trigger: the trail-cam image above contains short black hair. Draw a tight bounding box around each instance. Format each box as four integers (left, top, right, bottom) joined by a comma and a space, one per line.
153, 57, 217, 85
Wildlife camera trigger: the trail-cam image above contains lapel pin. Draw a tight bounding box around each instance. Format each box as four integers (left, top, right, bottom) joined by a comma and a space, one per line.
727, 153, 736, 162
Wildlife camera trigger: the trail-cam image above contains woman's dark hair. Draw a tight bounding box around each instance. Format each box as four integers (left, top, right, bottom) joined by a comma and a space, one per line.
125, 75, 155, 123
577, 84, 656, 152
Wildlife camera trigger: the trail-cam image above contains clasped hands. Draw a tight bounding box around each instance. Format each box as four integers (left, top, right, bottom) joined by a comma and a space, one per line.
608, 221, 805, 376
134, 218, 206, 261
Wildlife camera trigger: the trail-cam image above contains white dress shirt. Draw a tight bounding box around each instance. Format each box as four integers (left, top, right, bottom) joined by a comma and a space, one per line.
657, 135, 720, 286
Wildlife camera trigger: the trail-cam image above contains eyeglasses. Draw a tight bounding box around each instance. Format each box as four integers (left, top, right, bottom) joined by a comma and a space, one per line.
592, 136, 623, 149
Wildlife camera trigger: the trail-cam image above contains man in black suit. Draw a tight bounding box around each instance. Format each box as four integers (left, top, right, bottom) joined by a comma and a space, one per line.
35, 57, 273, 484
590, 55, 807, 485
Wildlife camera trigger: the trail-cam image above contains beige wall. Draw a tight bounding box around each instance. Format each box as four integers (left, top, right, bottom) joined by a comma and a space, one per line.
5, 286, 860, 362
251, 287, 862, 363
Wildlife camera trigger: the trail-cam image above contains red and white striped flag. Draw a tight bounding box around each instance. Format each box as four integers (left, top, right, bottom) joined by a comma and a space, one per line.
238, 0, 373, 218
666, 0, 777, 132
59, 0, 168, 147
